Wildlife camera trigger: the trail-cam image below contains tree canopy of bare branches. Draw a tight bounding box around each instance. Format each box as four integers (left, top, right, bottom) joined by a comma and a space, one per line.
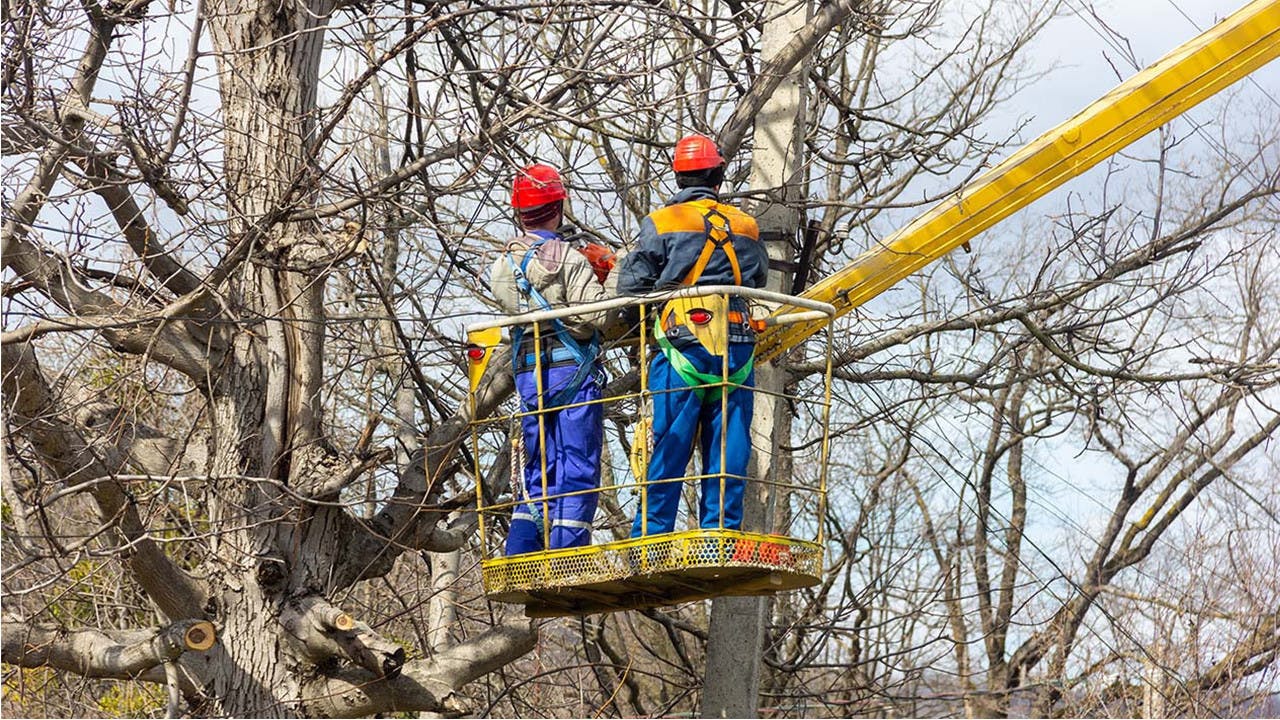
3, 0, 1277, 716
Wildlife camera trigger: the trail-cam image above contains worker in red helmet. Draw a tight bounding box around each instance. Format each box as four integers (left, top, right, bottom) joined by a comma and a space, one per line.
490, 163, 615, 555
616, 134, 768, 537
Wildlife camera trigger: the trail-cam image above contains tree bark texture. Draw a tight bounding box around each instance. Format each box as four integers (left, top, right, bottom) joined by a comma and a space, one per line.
0, 0, 530, 713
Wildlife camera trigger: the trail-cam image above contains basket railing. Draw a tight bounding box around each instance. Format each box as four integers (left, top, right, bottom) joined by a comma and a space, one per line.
465, 286, 835, 567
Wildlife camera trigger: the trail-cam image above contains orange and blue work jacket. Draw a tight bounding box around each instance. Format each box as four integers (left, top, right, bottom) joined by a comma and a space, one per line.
617, 187, 768, 348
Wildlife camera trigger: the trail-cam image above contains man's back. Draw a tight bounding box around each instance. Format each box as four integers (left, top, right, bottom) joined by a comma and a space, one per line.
491, 232, 611, 339
617, 187, 768, 295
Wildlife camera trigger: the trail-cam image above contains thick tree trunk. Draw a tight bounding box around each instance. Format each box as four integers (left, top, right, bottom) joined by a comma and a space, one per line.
196, 0, 338, 713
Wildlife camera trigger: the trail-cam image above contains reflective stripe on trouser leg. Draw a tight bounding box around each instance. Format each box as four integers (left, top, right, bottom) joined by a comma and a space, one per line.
697, 342, 754, 530
507, 365, 603, 555
505, 506, 543, 555
630, 343, 754, 537
550, 493, 598, 548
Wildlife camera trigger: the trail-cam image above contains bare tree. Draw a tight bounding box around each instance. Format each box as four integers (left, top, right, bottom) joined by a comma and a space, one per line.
755, 111, 1279, 717
5, 0, 1275, 717
0, 0, 882, 714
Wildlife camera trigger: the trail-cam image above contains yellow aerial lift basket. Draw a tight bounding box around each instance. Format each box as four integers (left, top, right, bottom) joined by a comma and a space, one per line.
465, 286, 836, 617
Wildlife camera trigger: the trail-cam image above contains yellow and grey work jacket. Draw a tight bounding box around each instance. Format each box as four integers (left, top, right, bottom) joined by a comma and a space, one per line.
617, 187, 768, 351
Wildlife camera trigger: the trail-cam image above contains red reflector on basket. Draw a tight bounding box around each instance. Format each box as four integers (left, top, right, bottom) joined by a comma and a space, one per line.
688, 309, 712, 325
466, 345, 486, 362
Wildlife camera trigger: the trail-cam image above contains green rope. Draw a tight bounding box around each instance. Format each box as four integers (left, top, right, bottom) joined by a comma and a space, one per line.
653, 316, 753, 402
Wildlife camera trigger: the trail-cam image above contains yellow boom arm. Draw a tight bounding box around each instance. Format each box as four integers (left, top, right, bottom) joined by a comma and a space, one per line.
756, 0, 1280, 363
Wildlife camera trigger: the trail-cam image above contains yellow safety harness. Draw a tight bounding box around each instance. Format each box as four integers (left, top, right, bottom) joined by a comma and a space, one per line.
653, 200, 753, 401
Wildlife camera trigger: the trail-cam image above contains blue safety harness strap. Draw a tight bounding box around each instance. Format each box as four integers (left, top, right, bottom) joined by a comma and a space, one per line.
506, 232, 601, 409
514, 346, 580, 369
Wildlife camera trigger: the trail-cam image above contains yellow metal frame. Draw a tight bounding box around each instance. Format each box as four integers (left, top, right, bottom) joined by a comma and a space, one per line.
483, 529, 823, 617
466, 288, 835, 617
756, 0, 1280, 362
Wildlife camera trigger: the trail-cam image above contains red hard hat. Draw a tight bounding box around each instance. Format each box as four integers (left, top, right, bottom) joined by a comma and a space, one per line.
672, 134, 723, 172
511, 164, 567, 209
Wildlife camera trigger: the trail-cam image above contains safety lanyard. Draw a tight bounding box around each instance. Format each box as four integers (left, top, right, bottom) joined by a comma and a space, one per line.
653, 319, 753, 401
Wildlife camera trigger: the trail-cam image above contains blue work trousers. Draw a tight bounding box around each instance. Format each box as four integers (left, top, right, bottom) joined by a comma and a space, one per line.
631, 343, 755, 537
507, 364, 603, 555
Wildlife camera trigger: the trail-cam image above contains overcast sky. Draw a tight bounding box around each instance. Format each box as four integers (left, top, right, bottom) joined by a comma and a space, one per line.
1001, 0, 1277, 139
976, 0, 1279, 216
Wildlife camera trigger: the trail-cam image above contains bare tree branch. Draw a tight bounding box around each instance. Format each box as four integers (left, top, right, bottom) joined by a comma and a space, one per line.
298, 618, 537, 718
1, 342, 209, 619
1, 618, 215, 680
718, 0, 866, 157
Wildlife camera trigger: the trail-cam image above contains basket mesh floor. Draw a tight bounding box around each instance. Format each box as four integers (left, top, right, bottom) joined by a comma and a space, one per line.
483, 529, 822, 616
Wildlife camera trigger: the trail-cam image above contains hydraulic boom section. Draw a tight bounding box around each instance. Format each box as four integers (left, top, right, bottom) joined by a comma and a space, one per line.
755, 0, 1280, 363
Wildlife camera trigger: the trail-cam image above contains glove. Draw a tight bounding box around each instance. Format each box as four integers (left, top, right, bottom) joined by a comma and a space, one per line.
577, 242, 616, 284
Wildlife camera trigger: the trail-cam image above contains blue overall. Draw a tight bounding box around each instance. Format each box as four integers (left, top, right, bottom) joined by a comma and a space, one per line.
507, 361, 603, 554
505, 230, 603, 555
617, 188, 767, 538
631, 344, 755, 537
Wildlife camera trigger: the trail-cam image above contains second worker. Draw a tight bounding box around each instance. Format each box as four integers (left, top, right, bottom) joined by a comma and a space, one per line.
616, 134, 769, 537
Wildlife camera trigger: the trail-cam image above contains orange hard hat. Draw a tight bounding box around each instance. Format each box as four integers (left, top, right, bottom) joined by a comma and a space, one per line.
672, 134, 723, 172
511, 164, 567, 209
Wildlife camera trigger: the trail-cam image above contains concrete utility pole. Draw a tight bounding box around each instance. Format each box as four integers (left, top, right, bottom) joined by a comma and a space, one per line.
701, 2, 810, 717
